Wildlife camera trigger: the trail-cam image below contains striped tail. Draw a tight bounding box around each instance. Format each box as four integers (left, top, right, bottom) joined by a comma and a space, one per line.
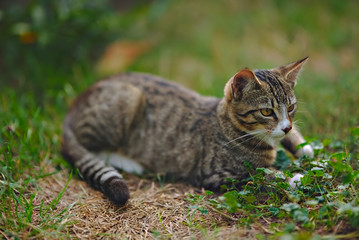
61, 118, 129, 206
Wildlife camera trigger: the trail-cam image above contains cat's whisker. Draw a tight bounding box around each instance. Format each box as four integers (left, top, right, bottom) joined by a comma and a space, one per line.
293, 120, 303, 125
223, 133, 254, 146
250, 133, 269, 152
227, 134, 259, 149
231, 130, 269, 150
296, 99, 306, 104
228, 133, 262, 149
223, 130, 266, 146
293, 121, 304, 130
227, 130, 269, 150
286, 126, 301, 137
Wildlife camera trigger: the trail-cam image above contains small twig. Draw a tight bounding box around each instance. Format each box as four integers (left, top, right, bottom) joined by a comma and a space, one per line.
79, 182, 88, 197
255, 222, 275, 234
260, 216, 280, 232
333, 220, 343, 234
260, 215, 271, 224
204, 203, 239, 221
136, 179, 144, 191
0, 230, 10, 240
23, 221, 44, 234
324, 231, 359, 239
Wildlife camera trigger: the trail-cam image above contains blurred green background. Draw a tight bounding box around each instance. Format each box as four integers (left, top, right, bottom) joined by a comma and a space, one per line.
1, 0, 358, 138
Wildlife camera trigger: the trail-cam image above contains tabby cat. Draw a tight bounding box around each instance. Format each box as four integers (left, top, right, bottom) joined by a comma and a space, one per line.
61, 57, 313, 206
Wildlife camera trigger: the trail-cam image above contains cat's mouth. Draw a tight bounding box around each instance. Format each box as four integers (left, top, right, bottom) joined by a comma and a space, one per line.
271, 132, 286, 139
270, 123, 292, 139
268, 130, 288, 142
261, 130, 287, 146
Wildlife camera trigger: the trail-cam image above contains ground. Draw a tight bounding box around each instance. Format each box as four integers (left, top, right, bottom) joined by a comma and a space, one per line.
36, 172, 263, 239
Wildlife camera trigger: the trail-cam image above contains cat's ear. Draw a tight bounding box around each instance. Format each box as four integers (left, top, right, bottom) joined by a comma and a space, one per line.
277, 57, 309, 88
225, 69, 262, 102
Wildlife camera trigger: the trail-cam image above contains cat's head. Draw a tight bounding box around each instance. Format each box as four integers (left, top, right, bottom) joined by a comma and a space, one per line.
224, 57, 308, 145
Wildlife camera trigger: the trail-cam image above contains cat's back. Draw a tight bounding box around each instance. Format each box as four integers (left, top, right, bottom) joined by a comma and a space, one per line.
69, 72, 220, 124
69, 72, 220, 132
100, 72, 218, 107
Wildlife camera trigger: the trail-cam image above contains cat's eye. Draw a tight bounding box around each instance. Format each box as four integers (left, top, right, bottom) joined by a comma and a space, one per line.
288, 104, 295, 112
260, 108, 273, 116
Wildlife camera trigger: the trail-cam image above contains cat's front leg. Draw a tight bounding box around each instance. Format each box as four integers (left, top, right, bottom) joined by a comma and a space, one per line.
280, 126, 313, 188
281, 126, 314, 158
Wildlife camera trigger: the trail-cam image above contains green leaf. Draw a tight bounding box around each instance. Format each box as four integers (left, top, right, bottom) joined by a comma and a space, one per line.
274, 171, 286, 180
204, 190, 214, 196
256, 168, 272, 175
331, 152, 347, 161
269, 207, 280, 216
300, 172, 313, 186
238, 190, 251, 196
296, 142, 309, 150
305, 199, 319, 206
281, 203, 300, 212
244, 161, 254, 170
283, 223, 296, 233
311, 140, 324, 150
292, 208, 309, 223
281, 203, 309, 223
311, 167, 324, 171
322, 138, 331, 147
223, 191, 240, 213
274, 150, 291, 170
350, 127, 359, 136
315, 196, 325, 203
198, 206, 208, 215
337, 203, 359, 215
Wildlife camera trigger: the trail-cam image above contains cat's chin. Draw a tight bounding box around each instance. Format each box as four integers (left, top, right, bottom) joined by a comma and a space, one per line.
264, 135, 285, 147
271, 130, 286, 139
272, 133, 286, 139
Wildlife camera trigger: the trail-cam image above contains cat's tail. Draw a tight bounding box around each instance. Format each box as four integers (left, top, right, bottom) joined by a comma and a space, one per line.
61, 115, 130, 206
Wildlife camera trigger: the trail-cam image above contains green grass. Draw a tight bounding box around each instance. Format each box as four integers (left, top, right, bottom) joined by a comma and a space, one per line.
0, 89, 74, 238
1, 0, 358, 238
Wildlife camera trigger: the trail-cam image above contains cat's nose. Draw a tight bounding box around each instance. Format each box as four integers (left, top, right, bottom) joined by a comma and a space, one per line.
282, 126, 292, 134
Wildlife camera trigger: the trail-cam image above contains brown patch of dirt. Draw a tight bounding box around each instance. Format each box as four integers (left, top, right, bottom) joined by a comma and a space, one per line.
36, 172, 265, 239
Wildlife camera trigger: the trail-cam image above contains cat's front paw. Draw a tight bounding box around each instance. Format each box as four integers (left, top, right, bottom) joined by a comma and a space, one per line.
289, 173, 304, 188
295, 144, 314, 158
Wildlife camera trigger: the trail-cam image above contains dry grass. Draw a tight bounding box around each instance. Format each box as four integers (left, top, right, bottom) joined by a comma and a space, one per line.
36, 172, 266, 239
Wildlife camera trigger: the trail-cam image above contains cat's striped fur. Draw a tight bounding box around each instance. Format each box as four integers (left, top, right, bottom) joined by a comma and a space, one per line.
61, 57, 313, 205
